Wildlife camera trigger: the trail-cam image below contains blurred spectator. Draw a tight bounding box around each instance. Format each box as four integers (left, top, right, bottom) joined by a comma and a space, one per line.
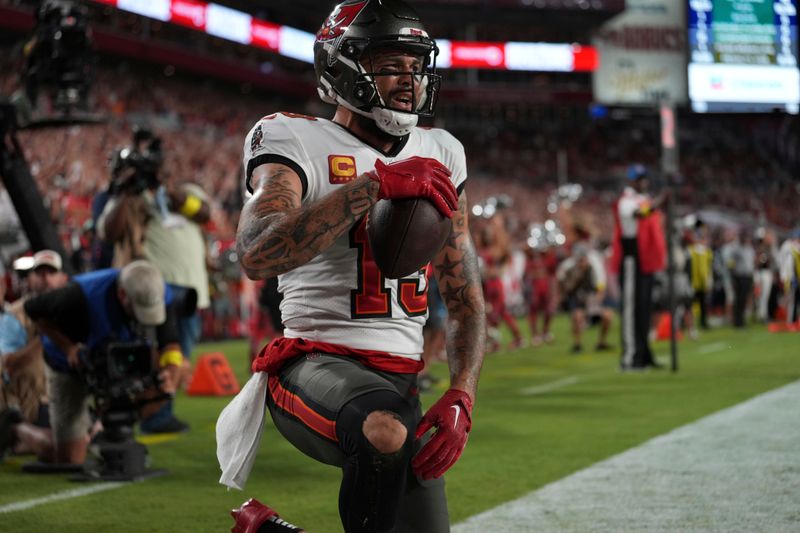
572, 223, 613, 352
727, 229, 755, 328
1, 251, 70, 462
753, 229, 779, 323
1, 251, 67, 424
524, 245, 557, 346
688, 227, 713, 330
556, 244, 604, 354
672, 233, 696, 339
476, 212, 524, 351
711, 228, 736, 323
778, 230, 800, 324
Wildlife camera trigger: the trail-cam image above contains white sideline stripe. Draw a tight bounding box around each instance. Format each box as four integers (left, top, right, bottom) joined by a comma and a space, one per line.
697, 341, 729, 354
0, 482, 126, 514
519, 376, 579, 396
454, 380, 800, 533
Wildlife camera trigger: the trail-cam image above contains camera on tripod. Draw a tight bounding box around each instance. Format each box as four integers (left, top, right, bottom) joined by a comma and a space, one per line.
73, 340, 170, 481
84, 341, 161, 417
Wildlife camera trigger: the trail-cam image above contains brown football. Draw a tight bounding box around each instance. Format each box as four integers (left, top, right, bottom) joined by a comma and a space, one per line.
367, 198, 453, 279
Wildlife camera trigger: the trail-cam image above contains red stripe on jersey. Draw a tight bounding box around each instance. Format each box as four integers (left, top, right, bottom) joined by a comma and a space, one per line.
268, 375, 337, 442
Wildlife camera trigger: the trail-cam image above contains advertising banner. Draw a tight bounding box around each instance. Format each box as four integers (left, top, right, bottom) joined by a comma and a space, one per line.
593, 0, 688, 105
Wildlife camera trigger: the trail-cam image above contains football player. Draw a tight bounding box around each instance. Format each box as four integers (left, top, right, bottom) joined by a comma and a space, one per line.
231, 1, 486, 532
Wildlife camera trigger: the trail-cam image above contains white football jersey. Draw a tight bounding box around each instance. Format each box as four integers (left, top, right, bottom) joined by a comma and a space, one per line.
243, 112, 468, 361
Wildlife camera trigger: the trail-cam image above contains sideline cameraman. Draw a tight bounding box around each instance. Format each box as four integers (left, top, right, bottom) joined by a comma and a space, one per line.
23, 260, 182, 465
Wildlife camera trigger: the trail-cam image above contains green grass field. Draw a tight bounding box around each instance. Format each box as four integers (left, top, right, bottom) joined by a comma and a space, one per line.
2, 318, 799, 532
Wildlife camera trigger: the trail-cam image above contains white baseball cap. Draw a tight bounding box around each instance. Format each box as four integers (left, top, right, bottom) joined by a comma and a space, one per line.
119, 260, 166, 326
32, 250, 63, 271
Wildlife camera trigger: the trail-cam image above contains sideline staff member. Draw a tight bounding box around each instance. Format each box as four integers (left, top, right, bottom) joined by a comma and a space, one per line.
611, 164, 667, 371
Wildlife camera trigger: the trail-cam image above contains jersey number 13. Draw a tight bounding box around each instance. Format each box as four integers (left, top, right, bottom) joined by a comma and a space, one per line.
349, 218, 428, 319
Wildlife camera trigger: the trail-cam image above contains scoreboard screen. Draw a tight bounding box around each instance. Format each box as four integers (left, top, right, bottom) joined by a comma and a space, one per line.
688, 0, 799, 113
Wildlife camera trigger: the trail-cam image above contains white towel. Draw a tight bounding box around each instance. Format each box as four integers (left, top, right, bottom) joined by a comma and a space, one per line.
216, 372, 269, 490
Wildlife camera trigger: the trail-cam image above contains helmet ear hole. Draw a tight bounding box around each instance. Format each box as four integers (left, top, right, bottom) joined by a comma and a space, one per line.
342, 43, 360, 60
353, 78, 376, 107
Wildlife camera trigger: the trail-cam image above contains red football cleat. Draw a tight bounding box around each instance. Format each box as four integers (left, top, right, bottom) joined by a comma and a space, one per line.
231, 498, 278, 533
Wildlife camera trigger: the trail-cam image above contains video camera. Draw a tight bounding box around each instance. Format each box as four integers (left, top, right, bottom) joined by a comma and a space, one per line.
83, 341, 161, 418
109, 128, 164, 195
24, 0, 94, 113
74, 340, 169, 481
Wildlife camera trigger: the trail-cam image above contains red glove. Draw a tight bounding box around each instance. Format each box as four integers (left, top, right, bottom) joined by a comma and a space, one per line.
231, 498, 278, 533
412, 388, 473, 480
366, 156, 458, 218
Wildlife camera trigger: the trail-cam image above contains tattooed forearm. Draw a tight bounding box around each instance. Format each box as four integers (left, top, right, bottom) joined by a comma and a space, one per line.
237, 166, 380, 279
433, 192, 486, 399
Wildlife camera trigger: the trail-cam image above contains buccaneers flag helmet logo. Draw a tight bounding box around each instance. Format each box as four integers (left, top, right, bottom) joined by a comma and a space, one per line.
316, 0, 368, 42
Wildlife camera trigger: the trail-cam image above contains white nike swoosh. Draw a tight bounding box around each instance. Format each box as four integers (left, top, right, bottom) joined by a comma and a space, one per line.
451, 404, 461, 429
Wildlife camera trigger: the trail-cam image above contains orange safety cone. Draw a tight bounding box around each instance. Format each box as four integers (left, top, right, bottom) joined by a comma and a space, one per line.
768, 322, 790, 333
655, 312, 683, 341
187, 353, 241, 396
768, 319, 800, 333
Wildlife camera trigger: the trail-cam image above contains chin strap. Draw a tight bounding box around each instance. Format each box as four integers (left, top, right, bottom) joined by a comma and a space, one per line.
370, 106, 418, 137
333, 94, 418, 137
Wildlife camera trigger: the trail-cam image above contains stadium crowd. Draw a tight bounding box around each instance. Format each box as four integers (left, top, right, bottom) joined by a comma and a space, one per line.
2, 49, 800, 464
2, 54, 799, 340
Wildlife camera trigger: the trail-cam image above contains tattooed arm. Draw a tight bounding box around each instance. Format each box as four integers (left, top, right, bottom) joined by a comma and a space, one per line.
237, 163, 379, 279
432, 191, 486, 401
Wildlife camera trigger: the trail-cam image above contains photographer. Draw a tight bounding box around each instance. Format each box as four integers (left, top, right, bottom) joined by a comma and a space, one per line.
98, 128, 211, 433
99, 129, 210, 263
96, 129, 164, 268
22, 260, 182, 465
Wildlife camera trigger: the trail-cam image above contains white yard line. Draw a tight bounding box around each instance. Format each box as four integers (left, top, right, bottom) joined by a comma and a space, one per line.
455, 380, 800, 533
697, 341, 730, 354
0, 482, 126, 514
519, 376, 579, 396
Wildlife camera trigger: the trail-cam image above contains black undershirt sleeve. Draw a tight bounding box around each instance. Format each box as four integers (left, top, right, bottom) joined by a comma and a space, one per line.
24, 282, 90, 343
246, 154, 308, 199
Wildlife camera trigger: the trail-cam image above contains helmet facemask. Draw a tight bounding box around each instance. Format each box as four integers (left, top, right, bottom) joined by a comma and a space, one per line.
317, 34, 442, 137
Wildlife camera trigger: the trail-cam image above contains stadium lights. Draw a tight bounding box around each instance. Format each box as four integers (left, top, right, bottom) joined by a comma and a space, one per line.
91, 0, 598, 72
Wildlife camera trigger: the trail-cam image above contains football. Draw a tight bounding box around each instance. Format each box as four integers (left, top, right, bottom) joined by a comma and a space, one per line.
367, 198, 453, 279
